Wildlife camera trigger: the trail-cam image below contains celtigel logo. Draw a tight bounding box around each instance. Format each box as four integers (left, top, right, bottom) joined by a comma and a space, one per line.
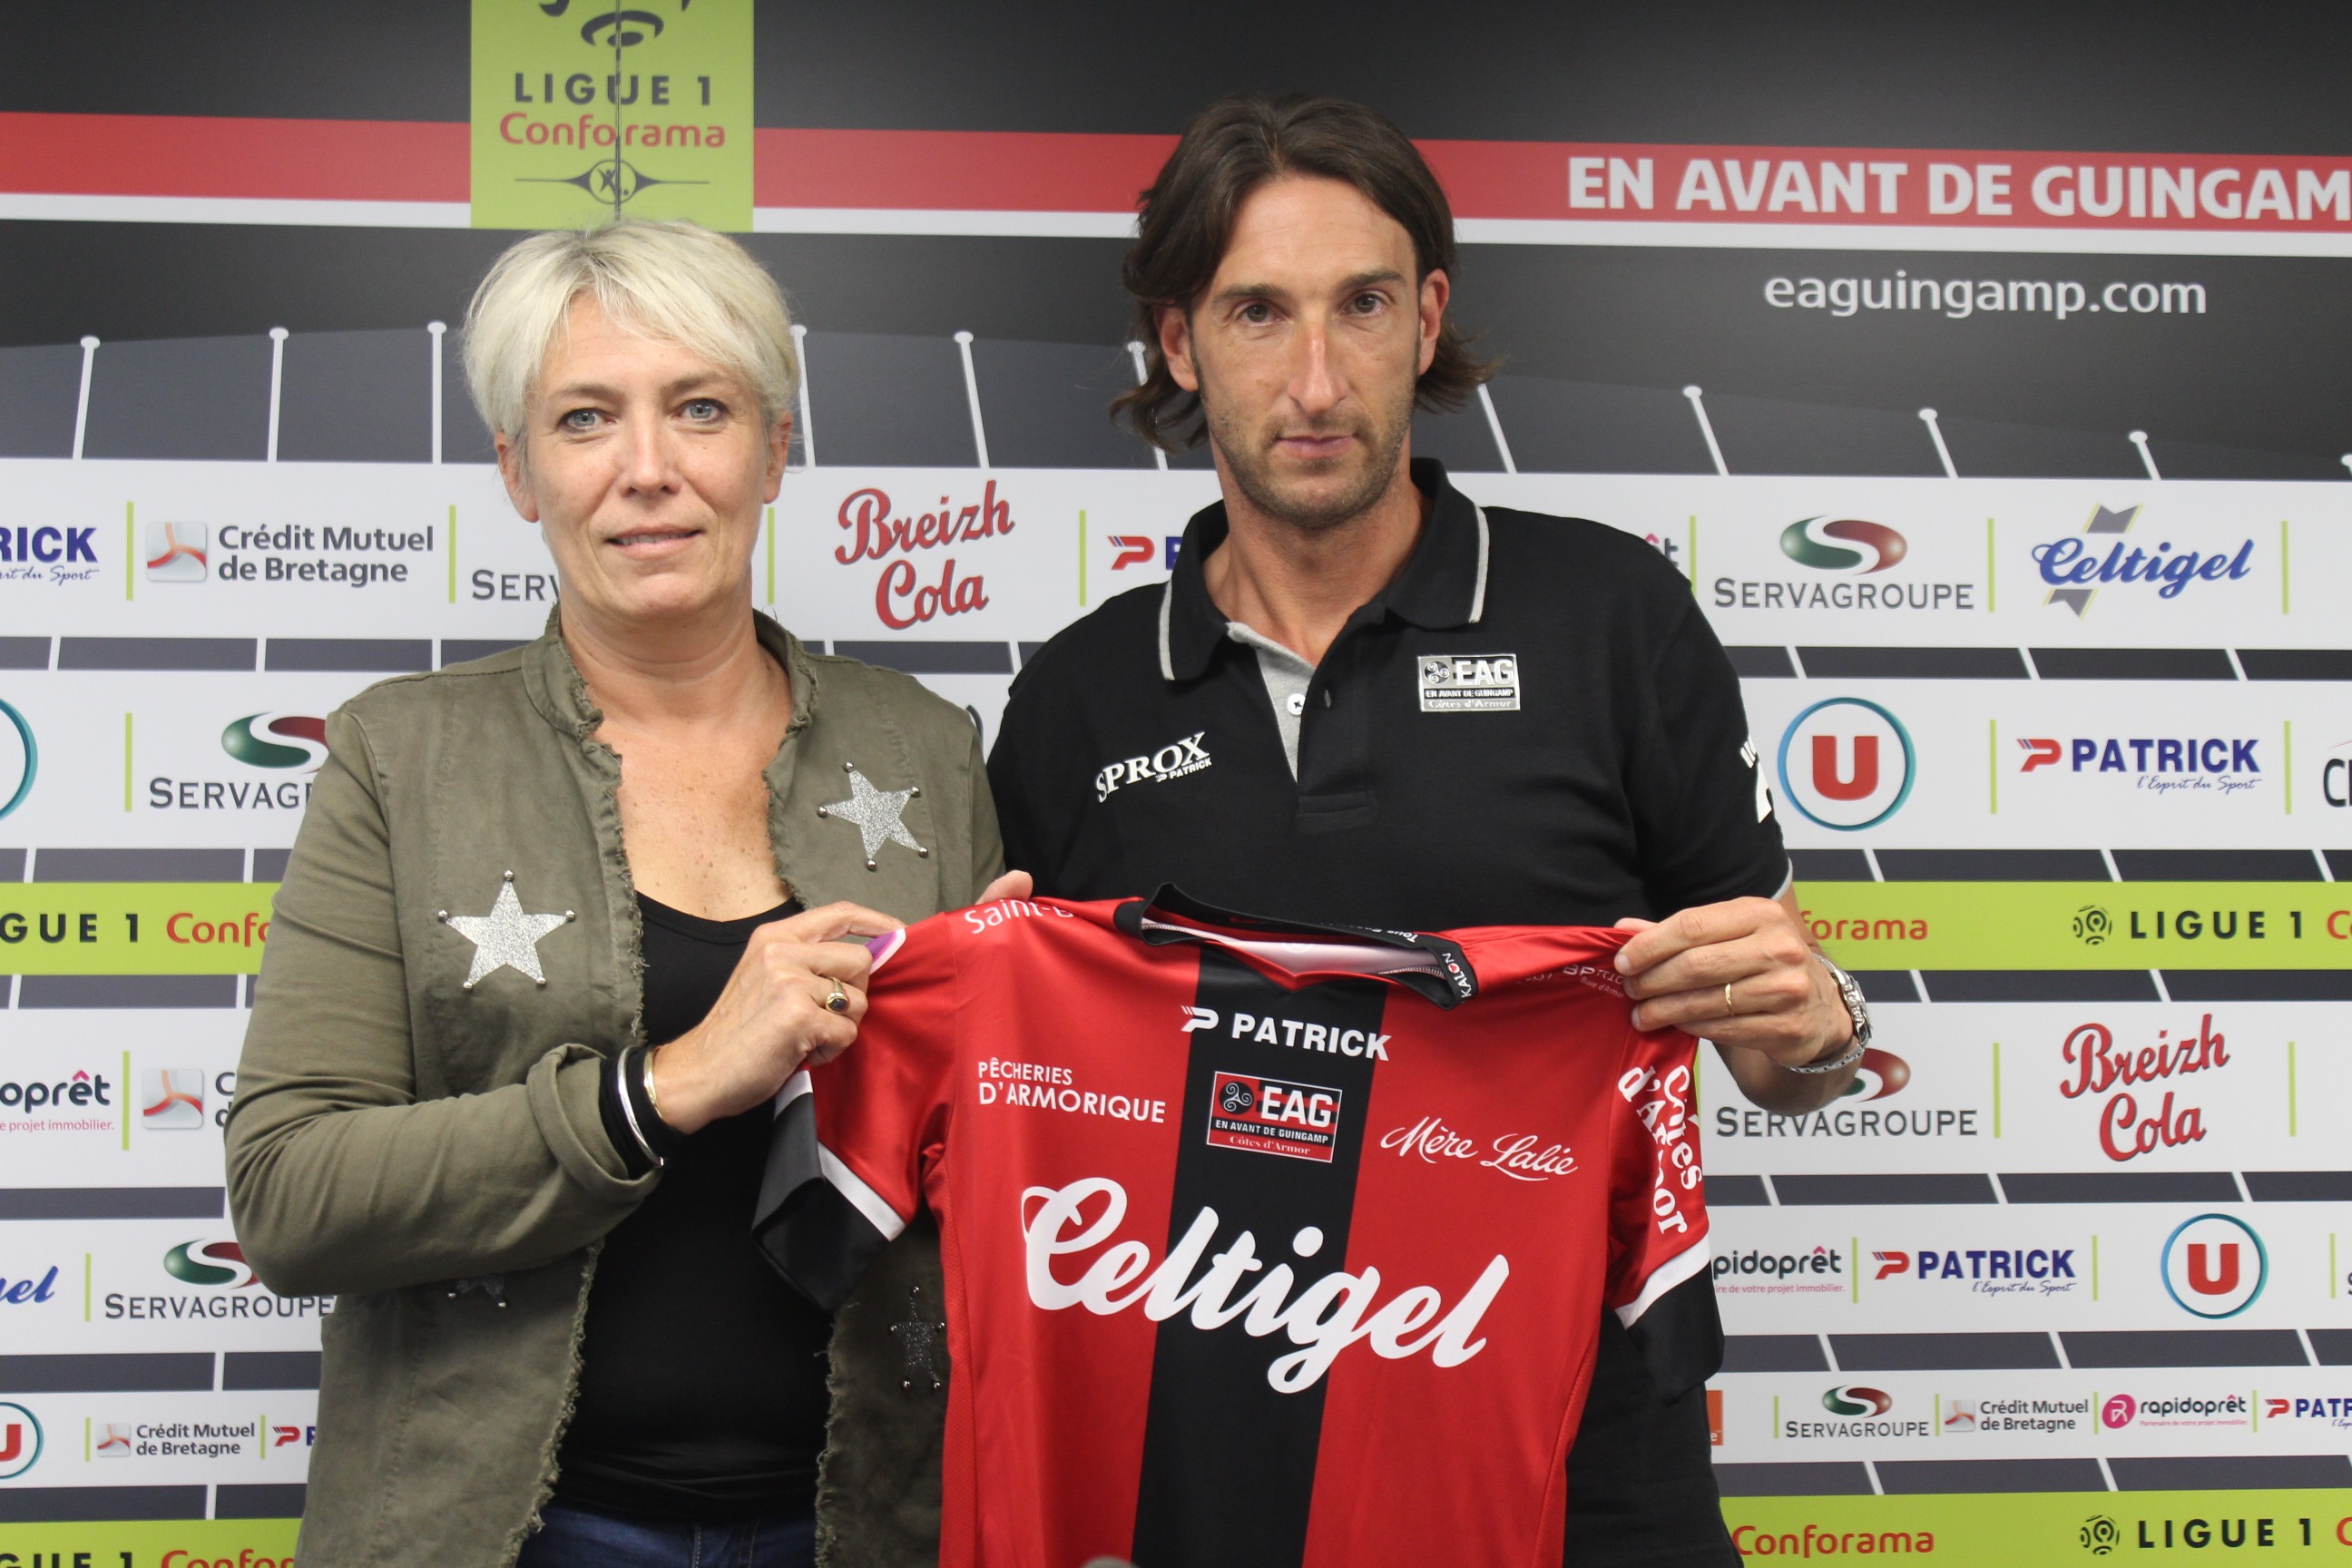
2161, 1213, 2266, 1318
2032, 504, 2254, 616
0, 1402, 41, 1479
145, 521, 208, 582
2015, 734, 2262, 800
220, 714, 329, 770
1714, 517, 1975, 612
0, 1266, 59, 1306
140, 1069, 205, 1130
0, 698, 34, 819
162, 1240, 257, 1289
1778, 698, 1915, 830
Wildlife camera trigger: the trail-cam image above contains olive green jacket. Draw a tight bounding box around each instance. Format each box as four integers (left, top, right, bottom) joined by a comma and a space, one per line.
225, 612, 996, 1568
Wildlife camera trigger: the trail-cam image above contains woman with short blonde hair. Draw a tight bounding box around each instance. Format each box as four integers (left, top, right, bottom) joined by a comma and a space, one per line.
229, 218, 1017, 1568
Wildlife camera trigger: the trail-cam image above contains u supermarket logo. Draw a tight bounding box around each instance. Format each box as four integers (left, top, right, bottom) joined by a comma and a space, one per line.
0, 698, 34, 819
0, 1402, 40, 1479
1779, 518, 1907, 573
1777, 698, 1916, 831
2161, 1213, 2266, 1318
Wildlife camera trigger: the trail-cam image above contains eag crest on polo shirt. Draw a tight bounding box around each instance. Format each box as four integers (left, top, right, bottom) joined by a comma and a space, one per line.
1416, 652, 1522, 712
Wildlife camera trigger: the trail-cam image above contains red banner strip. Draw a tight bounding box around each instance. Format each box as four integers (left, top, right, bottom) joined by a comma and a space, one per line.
5, 113, 2348, 232
0, 112, 466, 202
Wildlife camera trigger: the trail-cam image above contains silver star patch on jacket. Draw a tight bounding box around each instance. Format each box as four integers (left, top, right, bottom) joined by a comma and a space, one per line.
816, 761, 929, 871
437, 870, 575, 990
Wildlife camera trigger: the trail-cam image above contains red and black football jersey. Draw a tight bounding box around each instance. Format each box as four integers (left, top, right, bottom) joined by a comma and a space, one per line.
754, 890, 1715, 1568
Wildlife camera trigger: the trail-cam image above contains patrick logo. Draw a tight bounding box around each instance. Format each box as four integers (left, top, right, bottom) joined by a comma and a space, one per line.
1779, 519, 1907, 573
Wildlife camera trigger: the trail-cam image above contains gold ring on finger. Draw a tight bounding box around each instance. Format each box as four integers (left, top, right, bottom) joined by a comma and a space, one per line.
826, 979, 849, 1014
1723, 982, 1738, 1017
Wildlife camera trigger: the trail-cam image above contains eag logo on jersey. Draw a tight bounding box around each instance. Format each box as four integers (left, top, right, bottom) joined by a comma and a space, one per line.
1206, 1072, 1342, 1162
1093, 731, 1210, 801
1418, 653, 1521, 712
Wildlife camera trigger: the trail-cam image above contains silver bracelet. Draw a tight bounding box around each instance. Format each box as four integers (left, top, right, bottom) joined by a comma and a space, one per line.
1782, 1034, 1866, 1075
614, 1047, 666, 1169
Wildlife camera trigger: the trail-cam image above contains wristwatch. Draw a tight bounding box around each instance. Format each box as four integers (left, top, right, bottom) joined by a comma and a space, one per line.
1784, 954, 1871, 1074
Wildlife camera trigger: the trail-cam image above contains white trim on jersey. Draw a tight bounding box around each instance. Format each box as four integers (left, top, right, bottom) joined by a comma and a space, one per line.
1613, 1238, 1711, 1329
1156, 582, 1177, 682
819, 1144, 908, 1243
1467, 505, 1492, 624
771, 1068, 812, 1119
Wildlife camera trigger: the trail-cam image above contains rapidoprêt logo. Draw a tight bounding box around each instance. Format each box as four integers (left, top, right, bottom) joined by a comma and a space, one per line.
1779, 518, 1907, 573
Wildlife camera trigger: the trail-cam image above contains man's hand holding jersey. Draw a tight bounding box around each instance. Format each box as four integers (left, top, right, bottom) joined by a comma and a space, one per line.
1612, 888, 1858, 1112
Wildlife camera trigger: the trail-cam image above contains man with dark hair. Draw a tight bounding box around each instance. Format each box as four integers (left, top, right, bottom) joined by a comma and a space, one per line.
988, 93, 1870, 1565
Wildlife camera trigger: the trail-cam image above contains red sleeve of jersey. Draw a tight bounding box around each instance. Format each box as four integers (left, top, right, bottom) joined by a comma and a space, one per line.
1602, 1024, 1712, 1337
752, 915, 959, 1312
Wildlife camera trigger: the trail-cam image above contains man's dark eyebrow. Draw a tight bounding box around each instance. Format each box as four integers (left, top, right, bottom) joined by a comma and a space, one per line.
1208, 268, 1408, 309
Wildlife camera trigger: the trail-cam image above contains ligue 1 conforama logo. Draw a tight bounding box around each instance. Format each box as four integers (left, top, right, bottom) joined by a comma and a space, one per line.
1779, 518, 1907, 573
2161, 1213, 2266, 1318
1777, 698, 1916, 831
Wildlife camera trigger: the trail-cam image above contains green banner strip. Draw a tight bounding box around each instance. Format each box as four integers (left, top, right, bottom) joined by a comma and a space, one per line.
0, 884, 276, 974
1795, 879, 2352, 969
1725, 1488, 2352, 1562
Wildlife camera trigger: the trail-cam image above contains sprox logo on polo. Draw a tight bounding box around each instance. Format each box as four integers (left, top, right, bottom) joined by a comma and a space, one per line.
1094, 731, 1211, 802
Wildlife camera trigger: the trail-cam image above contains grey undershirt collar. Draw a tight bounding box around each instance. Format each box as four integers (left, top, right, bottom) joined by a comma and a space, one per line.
1225, 622, 1316, 779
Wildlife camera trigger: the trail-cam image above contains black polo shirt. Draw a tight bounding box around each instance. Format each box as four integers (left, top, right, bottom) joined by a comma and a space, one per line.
988, 458, 1787, 1567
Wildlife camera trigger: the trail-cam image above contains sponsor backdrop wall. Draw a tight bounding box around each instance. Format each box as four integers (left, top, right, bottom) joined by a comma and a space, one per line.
3, 3, 2350, 1563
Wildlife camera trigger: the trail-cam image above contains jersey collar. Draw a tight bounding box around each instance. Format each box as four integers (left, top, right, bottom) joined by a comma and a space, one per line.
1113, 884, 1480, 1008
1157, 456, 1491, 682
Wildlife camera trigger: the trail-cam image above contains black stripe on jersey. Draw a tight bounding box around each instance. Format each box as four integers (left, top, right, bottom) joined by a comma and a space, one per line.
751, 1092, 891, 1313
1130, 947, 1389, 1568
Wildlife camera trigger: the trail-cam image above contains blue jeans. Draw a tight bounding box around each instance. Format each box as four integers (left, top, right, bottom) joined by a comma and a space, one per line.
517, 1500, 818, 1568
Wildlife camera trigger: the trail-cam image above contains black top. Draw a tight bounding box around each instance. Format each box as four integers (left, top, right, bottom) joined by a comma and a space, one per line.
986, 458, 1784, 1566
556, 892, 835, 1523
